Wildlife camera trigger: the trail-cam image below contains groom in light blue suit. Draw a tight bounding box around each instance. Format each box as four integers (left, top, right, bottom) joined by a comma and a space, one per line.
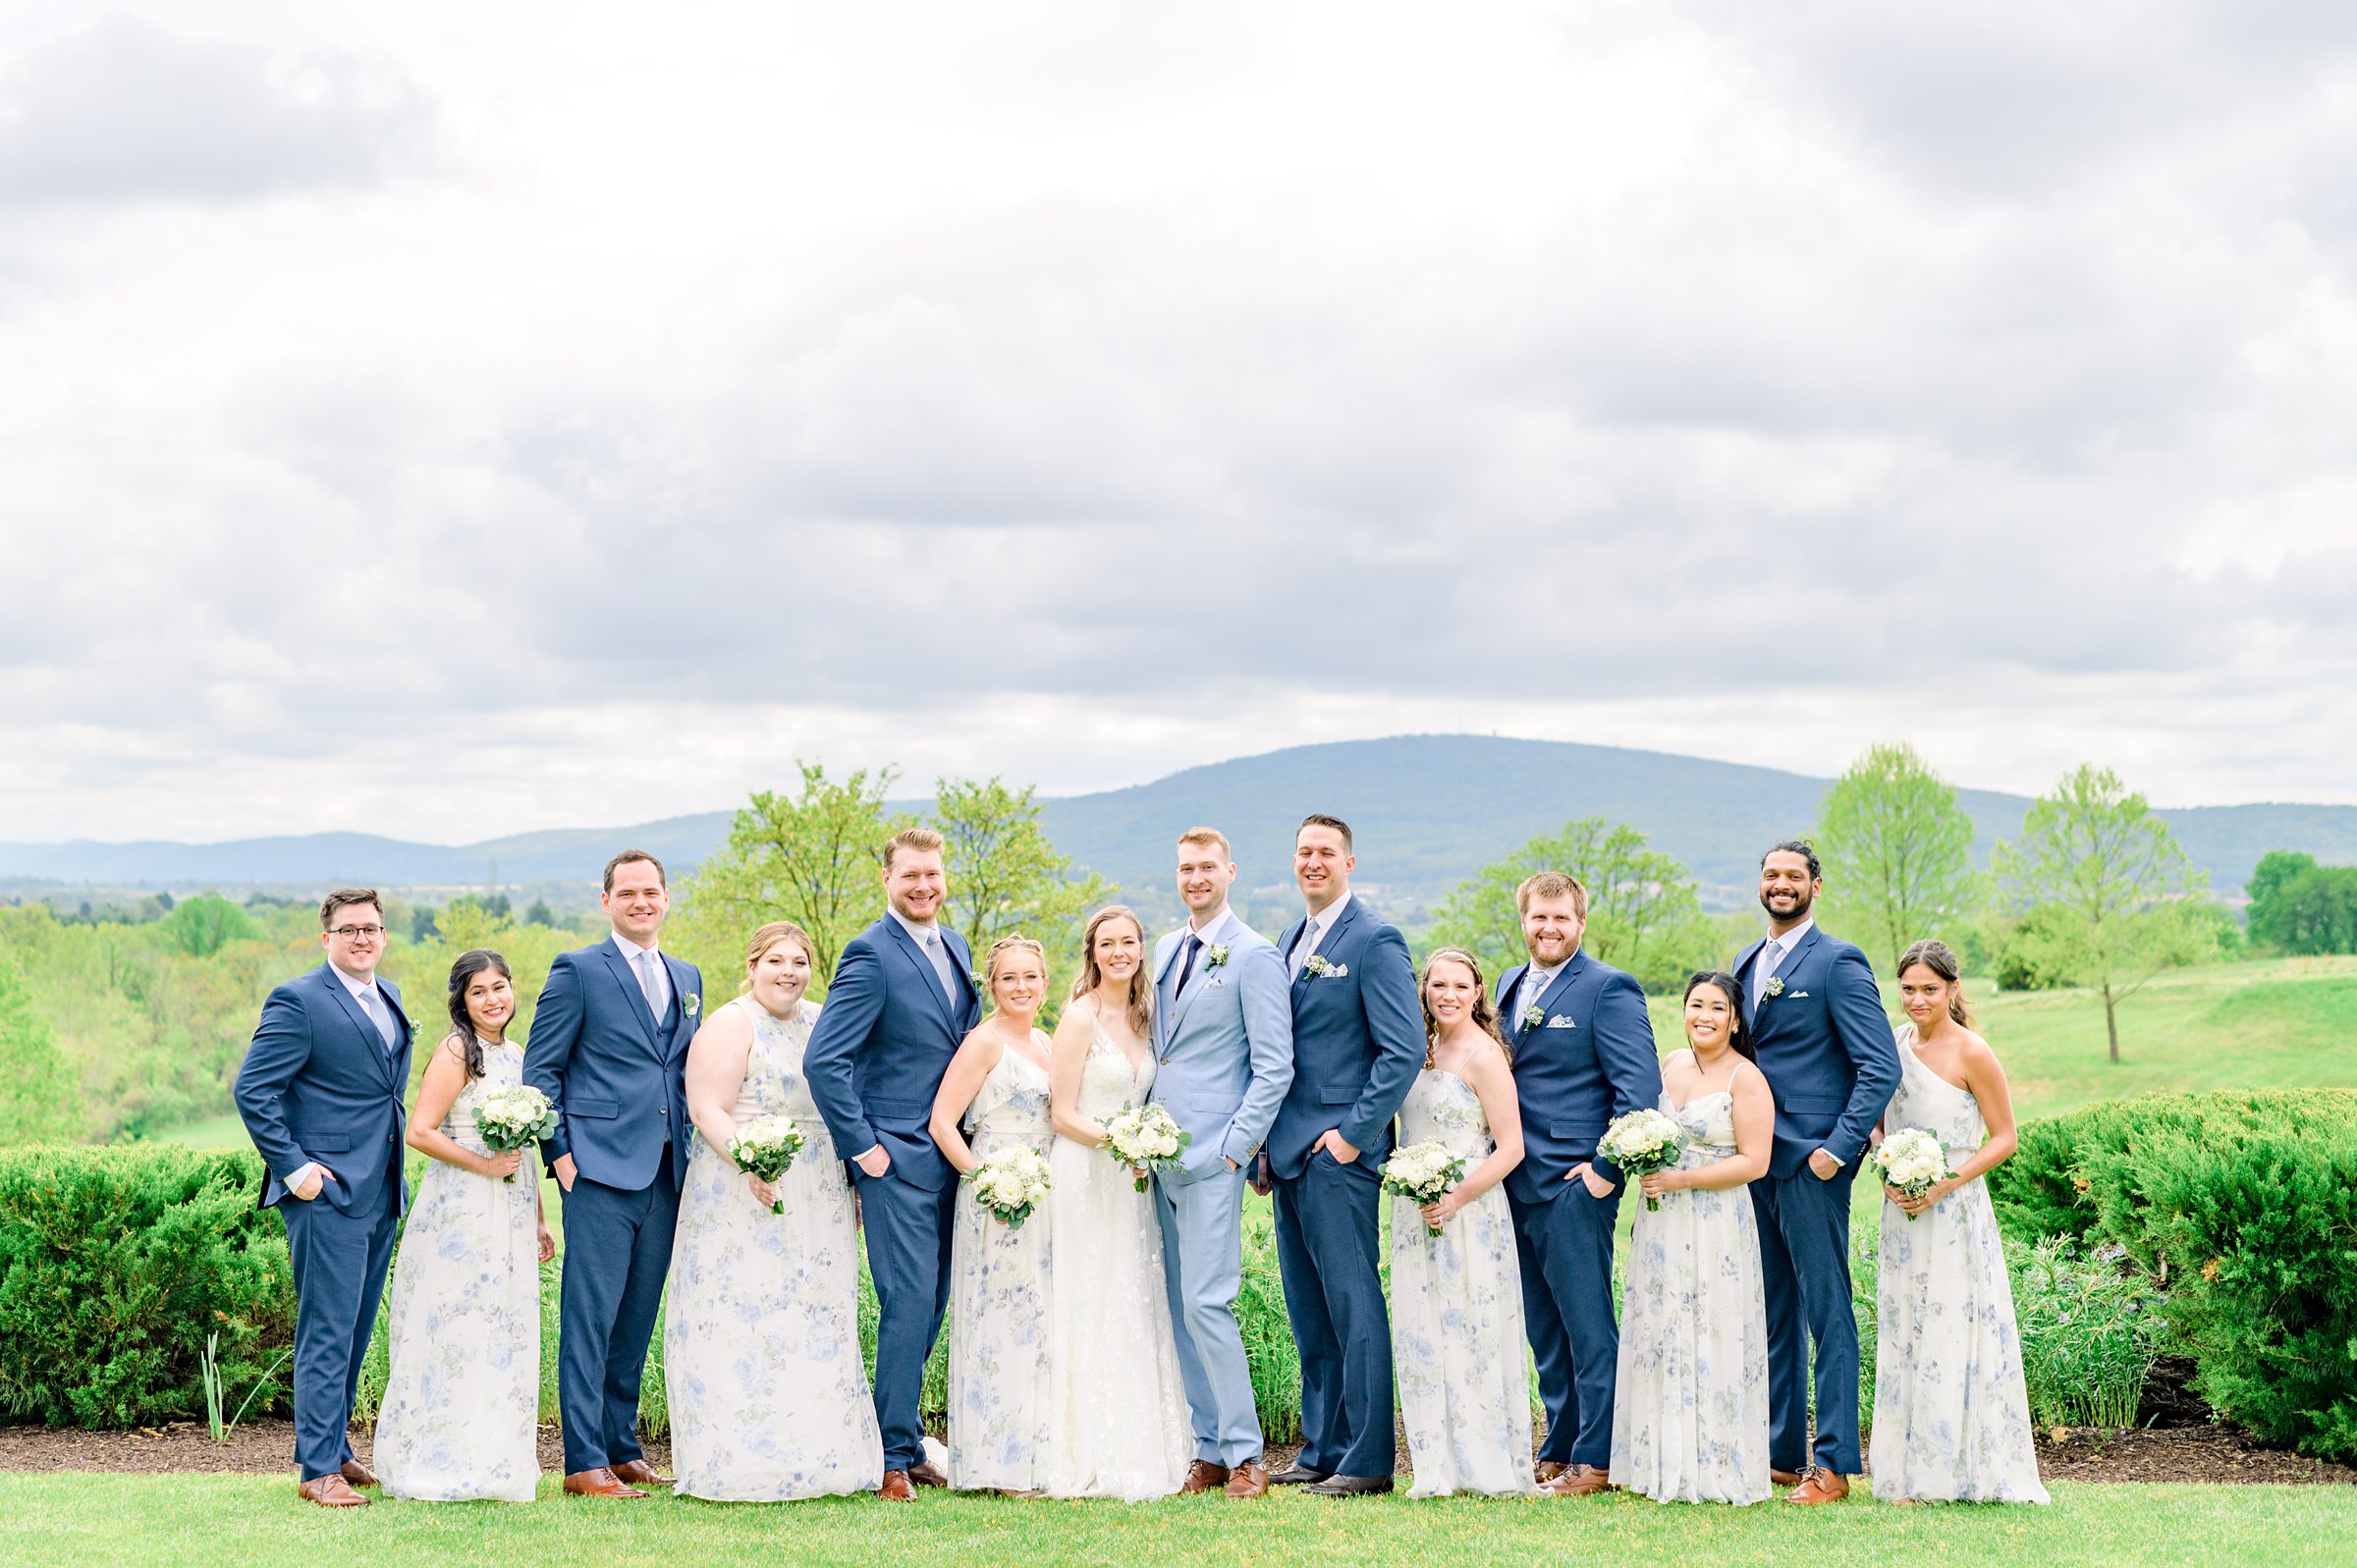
1148, 826, 1293, 1497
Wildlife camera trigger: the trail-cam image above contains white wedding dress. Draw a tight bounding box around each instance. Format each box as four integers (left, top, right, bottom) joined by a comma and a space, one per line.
373, 1040, 540, 1502
1870, 1026, 2049, 1503
1039, 1021, 1192, 1500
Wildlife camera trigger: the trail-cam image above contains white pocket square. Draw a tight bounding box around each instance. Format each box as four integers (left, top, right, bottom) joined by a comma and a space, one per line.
1544, 1015, 1576, 1029
1789, 991, 1810, 999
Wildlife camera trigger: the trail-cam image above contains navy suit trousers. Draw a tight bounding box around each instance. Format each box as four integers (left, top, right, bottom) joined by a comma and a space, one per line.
1271, 1151, 1394, 1479
857, 1167, 956, 1471
1509, 1180, 1621, 1468
282, 1186, 400, 1481
1751, 1166, 1862, 1474
557, 1161, 680, 1473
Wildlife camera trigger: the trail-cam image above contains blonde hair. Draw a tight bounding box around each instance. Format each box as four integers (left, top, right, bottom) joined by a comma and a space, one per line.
885, 826, 946, 869
1516, 869, 1589, 919
1420, 946, 1508, 1065
1072, 904, 1154, 1041
740, 920, 814, 994
1177, 826, 1232, 858
982, 935, 1048, 995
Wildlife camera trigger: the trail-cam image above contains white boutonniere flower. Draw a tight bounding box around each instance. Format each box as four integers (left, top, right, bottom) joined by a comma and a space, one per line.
1763, 976, 1784, 1000
1205, 944, 1231, 969
1304, 954, 1347, 979
1520, 1002, 1547, 1031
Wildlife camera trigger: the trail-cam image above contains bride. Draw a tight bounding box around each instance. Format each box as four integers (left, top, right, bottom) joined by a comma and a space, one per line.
1039, 905, 1193, 1500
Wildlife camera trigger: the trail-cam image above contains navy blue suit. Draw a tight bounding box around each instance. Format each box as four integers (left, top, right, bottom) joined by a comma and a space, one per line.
233, 962, 412, 1481
1731, 922, 1899, 1475
523, 936, 701, 1474
803, 915, 979, 1473
1269, 897, 1422, 1480
1495, 949, 1662, 1469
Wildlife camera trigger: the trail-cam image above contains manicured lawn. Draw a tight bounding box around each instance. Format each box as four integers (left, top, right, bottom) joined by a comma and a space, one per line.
2, 1473, 2348, 1568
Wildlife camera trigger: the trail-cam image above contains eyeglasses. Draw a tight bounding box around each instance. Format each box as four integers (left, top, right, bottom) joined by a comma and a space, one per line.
327, 924, 387, 941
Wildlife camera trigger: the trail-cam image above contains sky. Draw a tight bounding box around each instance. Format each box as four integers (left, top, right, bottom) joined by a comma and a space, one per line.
4, 1, 2355, 845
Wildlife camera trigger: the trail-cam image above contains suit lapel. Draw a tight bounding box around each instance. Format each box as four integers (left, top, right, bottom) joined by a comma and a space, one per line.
598, 939, 664, 1057
317, 964, 398, 1084
883, 918, 958, 1032
1518, 950, 1589, 1053
942, 929, 979, 1033
660, 953, 696, 1054
1288, 897, 1360, 996
1165, 912, 1233, 1038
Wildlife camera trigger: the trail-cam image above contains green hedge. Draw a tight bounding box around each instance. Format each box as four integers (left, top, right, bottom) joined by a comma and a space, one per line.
1990, 1088, 2357, 1460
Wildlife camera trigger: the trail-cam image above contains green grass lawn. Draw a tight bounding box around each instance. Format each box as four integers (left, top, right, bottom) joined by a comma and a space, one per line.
3, 1473, 2348, 1568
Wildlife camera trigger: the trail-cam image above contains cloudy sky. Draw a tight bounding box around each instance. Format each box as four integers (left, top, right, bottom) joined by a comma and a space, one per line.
4, 2, 2355, 844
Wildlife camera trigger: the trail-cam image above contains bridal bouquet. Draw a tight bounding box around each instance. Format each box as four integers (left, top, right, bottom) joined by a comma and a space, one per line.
1102, 1104, 1189, 1193
1382, 1139, 1467, 1238
1600, 1108, 1685, 1211
730, 1114, 805, 1215
1873, 1126, 1956, 1220
965, 1146, 1053, 1230
473, 1085, 555, 1183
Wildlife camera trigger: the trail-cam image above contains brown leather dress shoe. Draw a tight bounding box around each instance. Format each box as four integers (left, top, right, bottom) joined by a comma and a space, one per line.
1534, 1459, 1568, 1485
1771, 1468, 1804, 1487
339, 1459, 378, 1487
906, 1460, 949, 1487
1542, 1464, 1613, 1497
1224, 1460, 1271, 1498
879, 1469, 914, 1501
563, 1467, 648, 1499
1785, 1467, 1851, 1505
297, 1475, 370, 1507
612, 1458, 675, 1487
1180, 1460, 1232, 1494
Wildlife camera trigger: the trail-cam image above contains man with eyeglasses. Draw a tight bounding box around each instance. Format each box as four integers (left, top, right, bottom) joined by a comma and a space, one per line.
235, 887, 414, 1507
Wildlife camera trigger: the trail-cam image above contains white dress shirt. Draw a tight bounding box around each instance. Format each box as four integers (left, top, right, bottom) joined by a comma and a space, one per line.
1290, 890, 1352, 973
612, 929, 672, 1017
1516, 956, 1568, 1021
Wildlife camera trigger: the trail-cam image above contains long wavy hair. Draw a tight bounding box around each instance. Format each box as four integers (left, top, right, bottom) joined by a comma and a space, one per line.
1682, 970, 1754, 1062
1071, 905, 1154, 1041
1419, 946, 1507, 1065
445, 948, 512, 1080
1896, 938, 1972, 1026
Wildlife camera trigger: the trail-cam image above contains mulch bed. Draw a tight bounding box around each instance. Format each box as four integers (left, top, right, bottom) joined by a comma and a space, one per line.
2, 1420, 2350, 1486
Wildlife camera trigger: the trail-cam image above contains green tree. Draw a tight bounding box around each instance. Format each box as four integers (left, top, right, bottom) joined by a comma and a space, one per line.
1812, 741, 1978, 974
155, 893, 261, 959
673, 763, 909, 990
1428, 818, 1720, 991
934, 777, 1112, 975
1995, 764, 2213, 1062
0, 949, 86, 1143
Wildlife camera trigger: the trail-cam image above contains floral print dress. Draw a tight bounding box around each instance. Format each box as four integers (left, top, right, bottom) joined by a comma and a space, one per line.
1390, 1067, 1538, 1497
374, 1040, 541, 1502
665, 995, 882, 1501
1609, 1070, 1771, 1504
947, 1037, 1055, 1490
1869, 1027, 2049, 1503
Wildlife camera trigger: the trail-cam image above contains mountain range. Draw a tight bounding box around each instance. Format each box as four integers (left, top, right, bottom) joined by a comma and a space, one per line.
4, 735, 2350, 906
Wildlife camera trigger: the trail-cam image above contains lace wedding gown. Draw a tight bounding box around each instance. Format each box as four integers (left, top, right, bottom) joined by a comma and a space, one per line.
1039, 1021, 1192, 1499
1391, 1067, 1537, 1497
947, 1038, 1055, 1491
374, 1040, 541, 1502
665, 996, 882, 1501
1869, 1026, 2049, 1503
1610, 1072, 1771, 1504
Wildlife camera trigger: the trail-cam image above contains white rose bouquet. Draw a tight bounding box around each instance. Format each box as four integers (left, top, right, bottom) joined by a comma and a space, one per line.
1600, 1108, 1686, 1212
729, 1114, 805, 1215
1101, 1103, 1190, 1193
473, 1085, 555, 1183
1873, 1126, 1957, 1221
965, 1146, 1053, 1229
1382, 1139, 1467, 1238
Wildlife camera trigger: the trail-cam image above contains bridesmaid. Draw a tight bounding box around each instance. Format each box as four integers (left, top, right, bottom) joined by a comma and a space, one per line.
1390, 947, 1534, 1498
374, 949, 553, 1503
1870, 939, 2049, 1504
929, 936, 1057, 1495
1610, 971, 1774, 1505
665, 921, 883, 1502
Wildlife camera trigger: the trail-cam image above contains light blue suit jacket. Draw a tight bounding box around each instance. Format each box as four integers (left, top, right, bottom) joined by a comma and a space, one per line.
1149, 909, 1294, 1182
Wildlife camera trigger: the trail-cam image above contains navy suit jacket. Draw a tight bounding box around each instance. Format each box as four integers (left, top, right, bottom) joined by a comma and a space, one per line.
803, 916, 980, 1193
234, 963, 413, 1216
1730, 925, 1900, 1178
1495, 948, 1663, 1205
522, 937, 703, 1191
1269, 897, 1424, 1179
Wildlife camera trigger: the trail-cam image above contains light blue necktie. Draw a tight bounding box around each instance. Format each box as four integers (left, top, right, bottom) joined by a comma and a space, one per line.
919, 930, 959, 1003
356, 984, 395, 1051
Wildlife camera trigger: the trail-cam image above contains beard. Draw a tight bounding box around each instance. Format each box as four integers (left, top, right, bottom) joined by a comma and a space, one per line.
1758, 885, 1814, 921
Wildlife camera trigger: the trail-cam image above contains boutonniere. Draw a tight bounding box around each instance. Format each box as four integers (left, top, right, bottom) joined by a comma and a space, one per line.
1204, 944, 1231, 970
684, 992, 701, 1019
1520, 1002, 1547, 1031
1304, 954, 1347, 979
1763, 976, 1784, 1000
